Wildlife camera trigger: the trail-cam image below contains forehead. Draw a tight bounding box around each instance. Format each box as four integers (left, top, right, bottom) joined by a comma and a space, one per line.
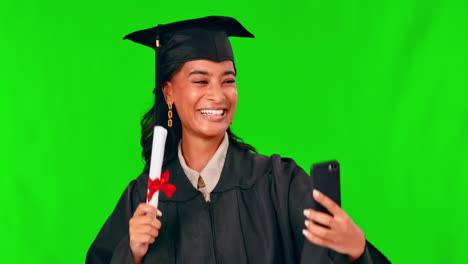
180, 60, 235, 74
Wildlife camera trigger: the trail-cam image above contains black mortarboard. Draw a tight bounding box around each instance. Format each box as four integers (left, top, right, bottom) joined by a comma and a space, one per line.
123, 16, 254, 164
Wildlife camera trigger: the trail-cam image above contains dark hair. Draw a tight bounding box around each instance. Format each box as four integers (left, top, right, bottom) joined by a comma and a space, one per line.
140, 62, 256, 174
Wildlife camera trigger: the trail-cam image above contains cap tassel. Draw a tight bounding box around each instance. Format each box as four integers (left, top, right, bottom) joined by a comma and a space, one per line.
154, 25, 162, 126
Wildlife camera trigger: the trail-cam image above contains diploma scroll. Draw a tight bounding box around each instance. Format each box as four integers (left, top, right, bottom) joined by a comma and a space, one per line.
147, 126, 168, 210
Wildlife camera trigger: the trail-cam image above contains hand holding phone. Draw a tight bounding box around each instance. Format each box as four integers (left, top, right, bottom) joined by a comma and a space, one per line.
305, 160, 368, 261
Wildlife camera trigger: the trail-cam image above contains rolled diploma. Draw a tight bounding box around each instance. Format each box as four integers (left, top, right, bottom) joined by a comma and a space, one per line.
147, 126, 168, 210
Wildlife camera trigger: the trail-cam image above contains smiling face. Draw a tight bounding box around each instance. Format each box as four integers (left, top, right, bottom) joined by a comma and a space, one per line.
162, 59, 238, 140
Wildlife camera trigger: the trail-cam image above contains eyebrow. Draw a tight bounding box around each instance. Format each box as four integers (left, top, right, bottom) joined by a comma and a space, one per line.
189, 70, 209, 76
189, 70, 236, 76
223, 70, 236, 76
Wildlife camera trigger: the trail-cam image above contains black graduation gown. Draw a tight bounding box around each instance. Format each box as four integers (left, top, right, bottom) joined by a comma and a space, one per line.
87, 142, 390, 264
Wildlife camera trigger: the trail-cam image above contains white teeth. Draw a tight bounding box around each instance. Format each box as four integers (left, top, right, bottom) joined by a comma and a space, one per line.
200, 109, 224, 115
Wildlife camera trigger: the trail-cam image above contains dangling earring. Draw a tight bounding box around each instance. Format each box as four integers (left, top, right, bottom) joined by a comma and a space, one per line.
167, 102, 173, 127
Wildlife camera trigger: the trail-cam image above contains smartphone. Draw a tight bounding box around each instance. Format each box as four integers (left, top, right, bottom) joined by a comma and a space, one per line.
310, 160, 341, 215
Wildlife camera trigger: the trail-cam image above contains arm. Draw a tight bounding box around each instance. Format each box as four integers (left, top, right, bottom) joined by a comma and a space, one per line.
86, 180, 141, 264
271, 155, 390, 263
270, 155, 334, 263
350, 241, 391, 264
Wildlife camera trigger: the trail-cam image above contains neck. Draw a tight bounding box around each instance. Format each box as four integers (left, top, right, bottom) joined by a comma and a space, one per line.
181, 131, 225, 173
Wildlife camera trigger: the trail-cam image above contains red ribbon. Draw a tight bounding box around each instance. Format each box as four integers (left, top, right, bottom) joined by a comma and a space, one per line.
147, 170, 176, 202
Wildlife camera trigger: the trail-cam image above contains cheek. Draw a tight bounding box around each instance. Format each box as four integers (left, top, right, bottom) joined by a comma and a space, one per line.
227, 89, 238, 107
173, 87, 199, 113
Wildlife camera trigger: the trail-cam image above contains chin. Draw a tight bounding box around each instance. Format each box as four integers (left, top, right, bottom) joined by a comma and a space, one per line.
198, 124, 229, 138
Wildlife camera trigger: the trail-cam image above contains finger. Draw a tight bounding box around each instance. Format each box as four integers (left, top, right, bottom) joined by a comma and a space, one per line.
313, 189, 342, 216
305, 220, 337, 242
302, 229, 334, 249
303, 209, 334, 228
133, 203, 158, 217
130, 216, 162, 230
132, 224, 160, 238
130, 233, 156, 245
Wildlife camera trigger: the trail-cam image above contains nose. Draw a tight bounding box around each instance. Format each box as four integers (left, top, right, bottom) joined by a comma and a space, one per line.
206, 82, 225, 102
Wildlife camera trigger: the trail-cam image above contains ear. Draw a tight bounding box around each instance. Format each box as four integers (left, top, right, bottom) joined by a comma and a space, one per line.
161, 81, 174, 104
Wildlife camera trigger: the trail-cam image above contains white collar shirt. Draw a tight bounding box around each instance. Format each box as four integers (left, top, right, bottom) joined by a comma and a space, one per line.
177, 132, 229, 201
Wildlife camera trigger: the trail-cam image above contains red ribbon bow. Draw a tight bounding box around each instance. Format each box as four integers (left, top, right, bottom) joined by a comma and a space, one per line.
147, 170, 177, 202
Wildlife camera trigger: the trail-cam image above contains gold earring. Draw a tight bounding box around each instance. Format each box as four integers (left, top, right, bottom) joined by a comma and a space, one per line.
167, 102, 173, 127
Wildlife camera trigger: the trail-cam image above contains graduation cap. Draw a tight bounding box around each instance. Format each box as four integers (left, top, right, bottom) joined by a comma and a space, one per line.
122, 17, 254, 196
123, 16, 254, 128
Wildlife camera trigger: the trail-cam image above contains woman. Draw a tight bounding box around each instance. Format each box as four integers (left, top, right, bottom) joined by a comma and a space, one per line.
87, 16, 390, 264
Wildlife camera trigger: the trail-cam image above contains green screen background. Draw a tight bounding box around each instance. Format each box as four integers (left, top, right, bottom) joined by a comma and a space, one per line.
1, 0, 467, 263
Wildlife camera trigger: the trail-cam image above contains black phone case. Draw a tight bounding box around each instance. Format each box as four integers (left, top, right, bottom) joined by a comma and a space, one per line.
310, 160, 341, 215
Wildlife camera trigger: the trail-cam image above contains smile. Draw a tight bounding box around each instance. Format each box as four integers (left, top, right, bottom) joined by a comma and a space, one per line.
200, 109, 225, 116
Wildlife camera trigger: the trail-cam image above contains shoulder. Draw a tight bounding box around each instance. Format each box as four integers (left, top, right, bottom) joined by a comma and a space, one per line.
229, 142, 307, 184
269, 154, 306, 176
118, 173, 148, 205
239, 144, 306, 177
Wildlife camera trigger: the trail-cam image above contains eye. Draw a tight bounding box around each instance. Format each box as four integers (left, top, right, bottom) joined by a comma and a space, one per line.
224, 79, 236, 84
193, 80, 208, 84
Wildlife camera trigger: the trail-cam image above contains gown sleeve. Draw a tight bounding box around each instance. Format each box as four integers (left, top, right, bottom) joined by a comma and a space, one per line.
269, 155, 391, 264
86, 179, 143, 264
